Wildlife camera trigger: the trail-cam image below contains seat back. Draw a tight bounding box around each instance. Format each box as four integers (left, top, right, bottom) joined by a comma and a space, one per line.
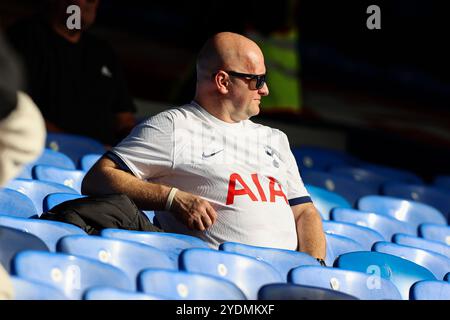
0, 226, 49, 272
433, 175, 450, 191
11, 276, 67, 300
0, 188, 37, 218
0, 215, 86, 251
79, 154, 103, 172
372, 241, 450, 280
83, 286, 165, 300
258, 283, 358, 300
358, 163, 423, 184
219, 242, 319, 280
291, 146, 358, 171
43, 193, 85, 212
331, 208, 417, 241
418, 223, 450, 246
16, 148, 76, 179
33, 165, 85, 193
329, 165, 389, 188
358, 195, 446, 228
410, 280, 450, 300
288, 265, 402, 300
325, 233, 364, 266
335, 251, 436, 300
101, 229, 209, 264
323, 220, 384, 251
392, 233, 450, 259
11, 250, 133, 299
179, 248, 283, 300
305, 184, 351, 220
138, 269, 246, 300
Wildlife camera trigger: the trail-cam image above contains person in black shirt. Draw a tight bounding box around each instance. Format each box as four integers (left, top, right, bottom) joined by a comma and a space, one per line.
6, 0, 136, 146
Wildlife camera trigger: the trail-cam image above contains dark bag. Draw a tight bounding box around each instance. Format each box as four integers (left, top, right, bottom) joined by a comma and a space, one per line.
40, 193, 163, 235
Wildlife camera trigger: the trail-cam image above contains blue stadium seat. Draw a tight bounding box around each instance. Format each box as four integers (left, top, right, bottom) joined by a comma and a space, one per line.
57, 235, 176, 286
43, 193, 85, 212
288, 265, 402, 300
179, 248, 283, 300
331, 208, 417, 241
11, 250, 133, 300
357, 195, 447, 228
358, 163, 423, 184
0, 226, 49, 272
0, 188, 37, 218
433, 175, 450, 191
83, 286, 166, 300
258, 283, 358, 300
322, 220, 384, 251
305, 184, 352, 220
11, 276, 67, 300
445, 272, 449, 282
138, 269, 246, 300
410, 280, 450, 300
46, 132, 106, 165
5, 179, 78, 214
329, 165, 390, 189
291, 146, 359, 171
219, 242, 319, 280
79, 153, 103, 171
101, 229, 209, 264
418, 223, 450, 246
0, 215, 86, 251
325, 233, 364, 266
33, 165, 86, 193
301, 170, 378, 206
381, 182, 450, 222
335, 251, 436, 300
392, 233, 450, 259
372, 241, 450, 280
16, 148, 76, 179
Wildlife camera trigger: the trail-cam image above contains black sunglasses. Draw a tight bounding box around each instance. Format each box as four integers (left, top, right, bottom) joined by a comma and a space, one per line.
212, 70, 267, 90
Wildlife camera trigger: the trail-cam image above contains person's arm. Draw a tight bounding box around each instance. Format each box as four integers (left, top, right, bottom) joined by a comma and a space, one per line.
291, 202, 326, 260
81, 156, 217, 231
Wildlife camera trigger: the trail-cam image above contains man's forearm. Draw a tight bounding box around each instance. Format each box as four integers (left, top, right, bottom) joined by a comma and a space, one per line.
294, 205, 326, 260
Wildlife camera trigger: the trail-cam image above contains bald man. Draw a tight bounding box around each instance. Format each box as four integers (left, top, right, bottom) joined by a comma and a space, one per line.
82, 32, 326, 262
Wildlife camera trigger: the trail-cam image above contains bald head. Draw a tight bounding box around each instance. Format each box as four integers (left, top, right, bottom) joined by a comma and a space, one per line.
196, 32, 264, 81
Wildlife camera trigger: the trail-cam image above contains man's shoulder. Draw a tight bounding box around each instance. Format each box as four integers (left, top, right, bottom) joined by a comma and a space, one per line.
139, 103, 199, 125
246, 119, 287, 137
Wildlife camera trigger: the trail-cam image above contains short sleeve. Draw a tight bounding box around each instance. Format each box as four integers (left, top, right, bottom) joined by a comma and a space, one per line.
280, 132, 312, 206
110, 111, 174, 179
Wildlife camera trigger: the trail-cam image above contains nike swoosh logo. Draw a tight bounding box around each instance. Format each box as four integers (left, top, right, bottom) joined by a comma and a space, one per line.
202, 149, 224, 158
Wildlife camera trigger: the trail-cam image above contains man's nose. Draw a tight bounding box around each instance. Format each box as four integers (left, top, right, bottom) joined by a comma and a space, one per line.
258, 82, 269, 96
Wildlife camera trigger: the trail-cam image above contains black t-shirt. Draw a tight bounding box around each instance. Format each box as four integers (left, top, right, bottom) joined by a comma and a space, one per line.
6, 18, 136, 145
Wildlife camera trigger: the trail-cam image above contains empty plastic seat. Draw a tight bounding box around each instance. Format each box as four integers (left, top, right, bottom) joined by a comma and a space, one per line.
357, 195, 447, 228
291, 146, 359, 171
302, 170, 378, 206
288, 265, 402, 300
79, 154, 103, 172
392, 233, 450, 259
0, 226, 49, 272
5, 179, 78, 214
84, 286, 166, 300
0, 188, 37, 218
0, 215, 86, 251
138, 269, 246, 300
179, 248, 283, 300
335, 251, 436, 300
418, 223, 450, 246
258, 283, 358, 300
433, 175, 450, 191
329, 165, 390, 188
325, 233, 364, 266
372, 241, 450, 280
331, 208, 417, 241
381, 182, 450, 222
358, 163, 423, 184
410, 280, 450, 300
305, 184, 351, 220
101, 229, 209, 264
57, 235, 176, 286
16, 148, 76, 179
43, 193, 85, 212
11, 276, 67, 300
33, 165, 85, 193
46, 132, 106, 165
219, 242, 319, 279
323, 220, 384, 251
11, 250, 133, 300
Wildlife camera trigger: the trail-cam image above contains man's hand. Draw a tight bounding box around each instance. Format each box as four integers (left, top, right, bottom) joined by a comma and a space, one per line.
170, 190, 217, 231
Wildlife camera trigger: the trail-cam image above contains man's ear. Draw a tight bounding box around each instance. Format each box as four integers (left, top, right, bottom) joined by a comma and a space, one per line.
215, 71, 229, 94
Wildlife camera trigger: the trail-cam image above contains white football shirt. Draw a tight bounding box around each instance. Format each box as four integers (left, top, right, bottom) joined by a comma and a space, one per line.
111, 102, 311, 249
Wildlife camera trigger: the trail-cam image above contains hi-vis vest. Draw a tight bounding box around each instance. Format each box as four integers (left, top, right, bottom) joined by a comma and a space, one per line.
248, 29, 302, 113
